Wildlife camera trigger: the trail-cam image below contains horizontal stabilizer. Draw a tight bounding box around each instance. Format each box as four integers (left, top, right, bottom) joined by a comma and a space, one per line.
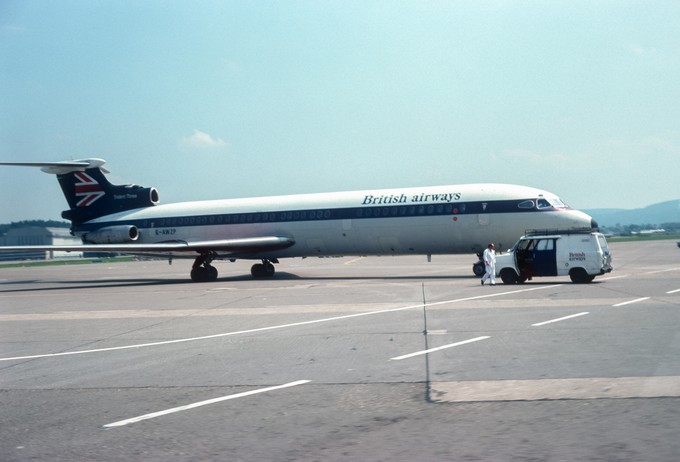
0, 158, 109, 174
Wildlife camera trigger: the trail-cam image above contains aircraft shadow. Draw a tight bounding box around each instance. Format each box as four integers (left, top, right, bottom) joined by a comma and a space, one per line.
0, 271, 597, 293
0, 271, 482, 293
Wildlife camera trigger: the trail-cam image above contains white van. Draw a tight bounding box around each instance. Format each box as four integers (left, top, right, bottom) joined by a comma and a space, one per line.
495, 229, 612, 284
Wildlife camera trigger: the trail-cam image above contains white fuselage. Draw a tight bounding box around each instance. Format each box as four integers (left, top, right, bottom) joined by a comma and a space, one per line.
75, 183, 594, 260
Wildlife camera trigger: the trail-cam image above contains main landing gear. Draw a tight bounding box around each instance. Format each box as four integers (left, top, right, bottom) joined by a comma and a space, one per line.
251, 259, 277, 278
191, 253, 218, 282
190, 255, 278, 282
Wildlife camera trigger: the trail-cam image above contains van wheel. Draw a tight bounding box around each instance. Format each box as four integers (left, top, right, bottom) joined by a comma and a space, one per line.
500, 268, 518, 284
569, 268, 594, 283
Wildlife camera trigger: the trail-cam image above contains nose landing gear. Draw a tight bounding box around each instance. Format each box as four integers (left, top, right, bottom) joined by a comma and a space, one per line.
472, 252, 485, 277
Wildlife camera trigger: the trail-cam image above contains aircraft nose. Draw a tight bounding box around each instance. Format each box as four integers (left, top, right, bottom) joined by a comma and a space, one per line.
591, 218, 599, 230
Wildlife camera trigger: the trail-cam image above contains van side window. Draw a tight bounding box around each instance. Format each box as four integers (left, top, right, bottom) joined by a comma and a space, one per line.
536, 239, 555, 251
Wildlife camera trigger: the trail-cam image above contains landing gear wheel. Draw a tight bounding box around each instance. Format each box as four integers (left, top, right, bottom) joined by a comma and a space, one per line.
251, 260, 276, 278
473, 261, 485, 277
191, 264, 218, 282
191, 253, 218, 282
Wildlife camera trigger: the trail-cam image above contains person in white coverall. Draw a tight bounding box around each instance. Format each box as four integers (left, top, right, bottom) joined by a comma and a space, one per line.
481, 243, 496, 286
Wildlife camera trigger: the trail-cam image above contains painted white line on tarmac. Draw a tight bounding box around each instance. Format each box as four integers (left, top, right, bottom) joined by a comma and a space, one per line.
103, 380, 310, 428
0, 284, 561, 362
390, 336, 490, 361
613, 297, 650, 307
531, 312, 589, 327
667, 288, 680, 294
643, 267, 680, 275
599, 275, 628, 280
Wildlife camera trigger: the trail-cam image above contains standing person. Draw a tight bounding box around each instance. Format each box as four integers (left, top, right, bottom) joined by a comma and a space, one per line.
481, 243, 496, 286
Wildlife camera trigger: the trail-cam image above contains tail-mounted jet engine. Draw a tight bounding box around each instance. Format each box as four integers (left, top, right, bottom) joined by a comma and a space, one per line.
84, 225, 139, 244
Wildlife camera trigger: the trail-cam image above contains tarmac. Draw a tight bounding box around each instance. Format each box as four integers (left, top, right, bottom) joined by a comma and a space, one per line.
1, 240, 679, 461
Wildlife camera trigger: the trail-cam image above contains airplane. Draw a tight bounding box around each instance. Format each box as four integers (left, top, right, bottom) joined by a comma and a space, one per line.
0, 158, 598, 282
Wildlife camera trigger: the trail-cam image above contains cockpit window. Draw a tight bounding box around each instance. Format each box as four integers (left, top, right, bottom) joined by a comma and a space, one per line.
537, 198, 552, 209
550, 197, 568, 208
519, 197, 569, 210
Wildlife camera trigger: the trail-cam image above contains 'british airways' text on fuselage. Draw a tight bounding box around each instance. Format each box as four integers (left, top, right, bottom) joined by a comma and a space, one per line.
362, 192, 462, 205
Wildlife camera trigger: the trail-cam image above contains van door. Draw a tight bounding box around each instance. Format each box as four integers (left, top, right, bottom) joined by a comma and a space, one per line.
532, 238, 558, 276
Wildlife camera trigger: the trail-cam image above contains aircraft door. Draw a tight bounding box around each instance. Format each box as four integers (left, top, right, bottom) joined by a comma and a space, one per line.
478, 202, 490, 226
532, 238, 557, 276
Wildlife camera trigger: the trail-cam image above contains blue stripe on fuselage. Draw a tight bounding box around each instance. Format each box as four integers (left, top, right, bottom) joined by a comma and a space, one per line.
73, 199, 560, 233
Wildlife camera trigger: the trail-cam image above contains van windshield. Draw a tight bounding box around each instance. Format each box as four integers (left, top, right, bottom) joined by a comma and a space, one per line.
516, 239, 534, 251
597, 235, 609, 253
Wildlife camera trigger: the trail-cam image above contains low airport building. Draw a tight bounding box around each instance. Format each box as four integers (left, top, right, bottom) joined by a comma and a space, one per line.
0, 226, 82, 261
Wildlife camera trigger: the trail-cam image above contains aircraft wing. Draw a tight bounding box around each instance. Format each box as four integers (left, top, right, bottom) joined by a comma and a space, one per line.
0, 236, 295, 257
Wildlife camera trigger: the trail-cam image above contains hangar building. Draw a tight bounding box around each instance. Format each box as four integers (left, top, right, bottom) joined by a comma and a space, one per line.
0, 226, 83, 261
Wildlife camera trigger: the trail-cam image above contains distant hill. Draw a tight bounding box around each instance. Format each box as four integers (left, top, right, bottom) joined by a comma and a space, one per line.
585, 200, 680, 227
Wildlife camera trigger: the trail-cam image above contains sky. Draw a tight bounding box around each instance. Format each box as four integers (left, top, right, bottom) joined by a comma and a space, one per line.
1, 1, 679, 222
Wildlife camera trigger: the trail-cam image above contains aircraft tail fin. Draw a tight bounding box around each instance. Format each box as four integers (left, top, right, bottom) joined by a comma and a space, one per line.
0, 159, 159, 225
